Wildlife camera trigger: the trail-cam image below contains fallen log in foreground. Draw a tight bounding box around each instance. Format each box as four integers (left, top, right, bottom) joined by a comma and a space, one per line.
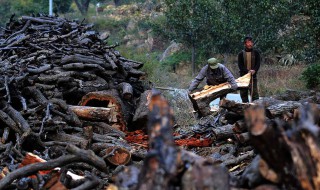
190, 73, 251, 116
244, 104, 320, 189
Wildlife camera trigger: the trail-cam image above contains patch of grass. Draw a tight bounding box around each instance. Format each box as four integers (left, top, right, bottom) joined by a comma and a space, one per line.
258, 64, 306, 96
224, 62, 306, 97
91, 16, 129, 32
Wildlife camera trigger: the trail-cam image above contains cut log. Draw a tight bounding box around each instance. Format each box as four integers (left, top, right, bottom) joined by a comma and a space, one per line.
117, 82, 133, 100
232, 120, 247, 133
266, 101, 301, 117
99, 146, 131, 166
238, 155, 279, 188
234, 132, 250, 144
212, 124, 234, 141
224, 111, 244, 124
189, 73, 251, 116
69, 105, 117, 122
219, 99, 253, 116
78, 90, 128, 131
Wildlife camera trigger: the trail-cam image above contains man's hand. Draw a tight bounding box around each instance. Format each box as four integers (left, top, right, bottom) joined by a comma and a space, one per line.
249, 70, 256, 74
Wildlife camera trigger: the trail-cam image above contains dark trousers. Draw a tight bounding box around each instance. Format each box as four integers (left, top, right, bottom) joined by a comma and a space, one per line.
240, 78, 259, 103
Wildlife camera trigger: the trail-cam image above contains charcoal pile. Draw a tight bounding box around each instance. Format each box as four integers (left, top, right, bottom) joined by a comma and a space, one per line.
0, 14, 151, 189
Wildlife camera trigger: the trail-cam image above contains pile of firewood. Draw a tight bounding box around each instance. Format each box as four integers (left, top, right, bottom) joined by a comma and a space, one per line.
0, 14, 151, 189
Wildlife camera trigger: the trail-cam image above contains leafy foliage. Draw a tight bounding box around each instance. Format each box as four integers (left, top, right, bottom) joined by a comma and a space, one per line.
300, 63, 320, 89
162, 0, 320, 63
164, 0, 219, 53
0, 0, 73, 26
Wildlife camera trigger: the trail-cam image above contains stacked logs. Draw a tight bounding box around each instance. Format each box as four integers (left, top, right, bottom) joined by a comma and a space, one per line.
213, 92, 320, 189
0, 15, 150, 189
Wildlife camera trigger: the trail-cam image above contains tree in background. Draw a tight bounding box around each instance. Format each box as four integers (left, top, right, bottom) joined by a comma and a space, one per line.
0, 0, 73, 26
164, 0, 219, 76
0, 0, 12, 25
217, 0, 294, 53
74, 0, 91, 15
163, 0, 296, 75
54, 0, 73, 14
279, 0, 320, 62
163, 0, 320, 67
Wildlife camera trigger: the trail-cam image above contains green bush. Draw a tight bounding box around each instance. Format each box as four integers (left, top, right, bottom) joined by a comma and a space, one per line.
300, 63, 320, 89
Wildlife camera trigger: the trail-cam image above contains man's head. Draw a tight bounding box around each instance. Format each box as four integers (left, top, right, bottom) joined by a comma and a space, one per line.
207, 58, 220, 69
243, 36, 253, 50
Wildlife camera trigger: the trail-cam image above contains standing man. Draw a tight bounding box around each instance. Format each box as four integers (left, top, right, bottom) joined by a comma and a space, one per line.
238, 36, 261, 103
188, 57, 238, 99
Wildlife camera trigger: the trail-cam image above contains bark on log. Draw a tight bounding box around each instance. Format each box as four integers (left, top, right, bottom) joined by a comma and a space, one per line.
238, 155, 279, 188
61, 54, 111, 69
222, 150, 255, 167
84, 121, 126, 138
118, 82, 133, 100
212, 124, 235, 141
232, 120, 247, 133
46, 133, 89, 149
1, 100, 31, 142
69, 105, 118, 122
189, 73, 251, 116
219, 99, 252, 116
266, 101, 301, 117
0, 110, 22, 134
234, 132, 250, 144
132, 90, 151, 129
224, 111, 244, 124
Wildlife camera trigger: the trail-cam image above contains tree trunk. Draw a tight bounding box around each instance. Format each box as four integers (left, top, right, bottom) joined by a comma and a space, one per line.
74, 0, 91, 15
114, 0, 122, 7
192, 41, 196, 76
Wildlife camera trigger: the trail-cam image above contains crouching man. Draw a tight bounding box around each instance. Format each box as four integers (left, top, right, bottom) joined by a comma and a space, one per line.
188, 57, 238, 100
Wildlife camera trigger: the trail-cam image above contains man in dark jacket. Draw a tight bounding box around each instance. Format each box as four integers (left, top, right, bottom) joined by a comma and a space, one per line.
188, 57, 238, 97
238, 36, 261, 102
